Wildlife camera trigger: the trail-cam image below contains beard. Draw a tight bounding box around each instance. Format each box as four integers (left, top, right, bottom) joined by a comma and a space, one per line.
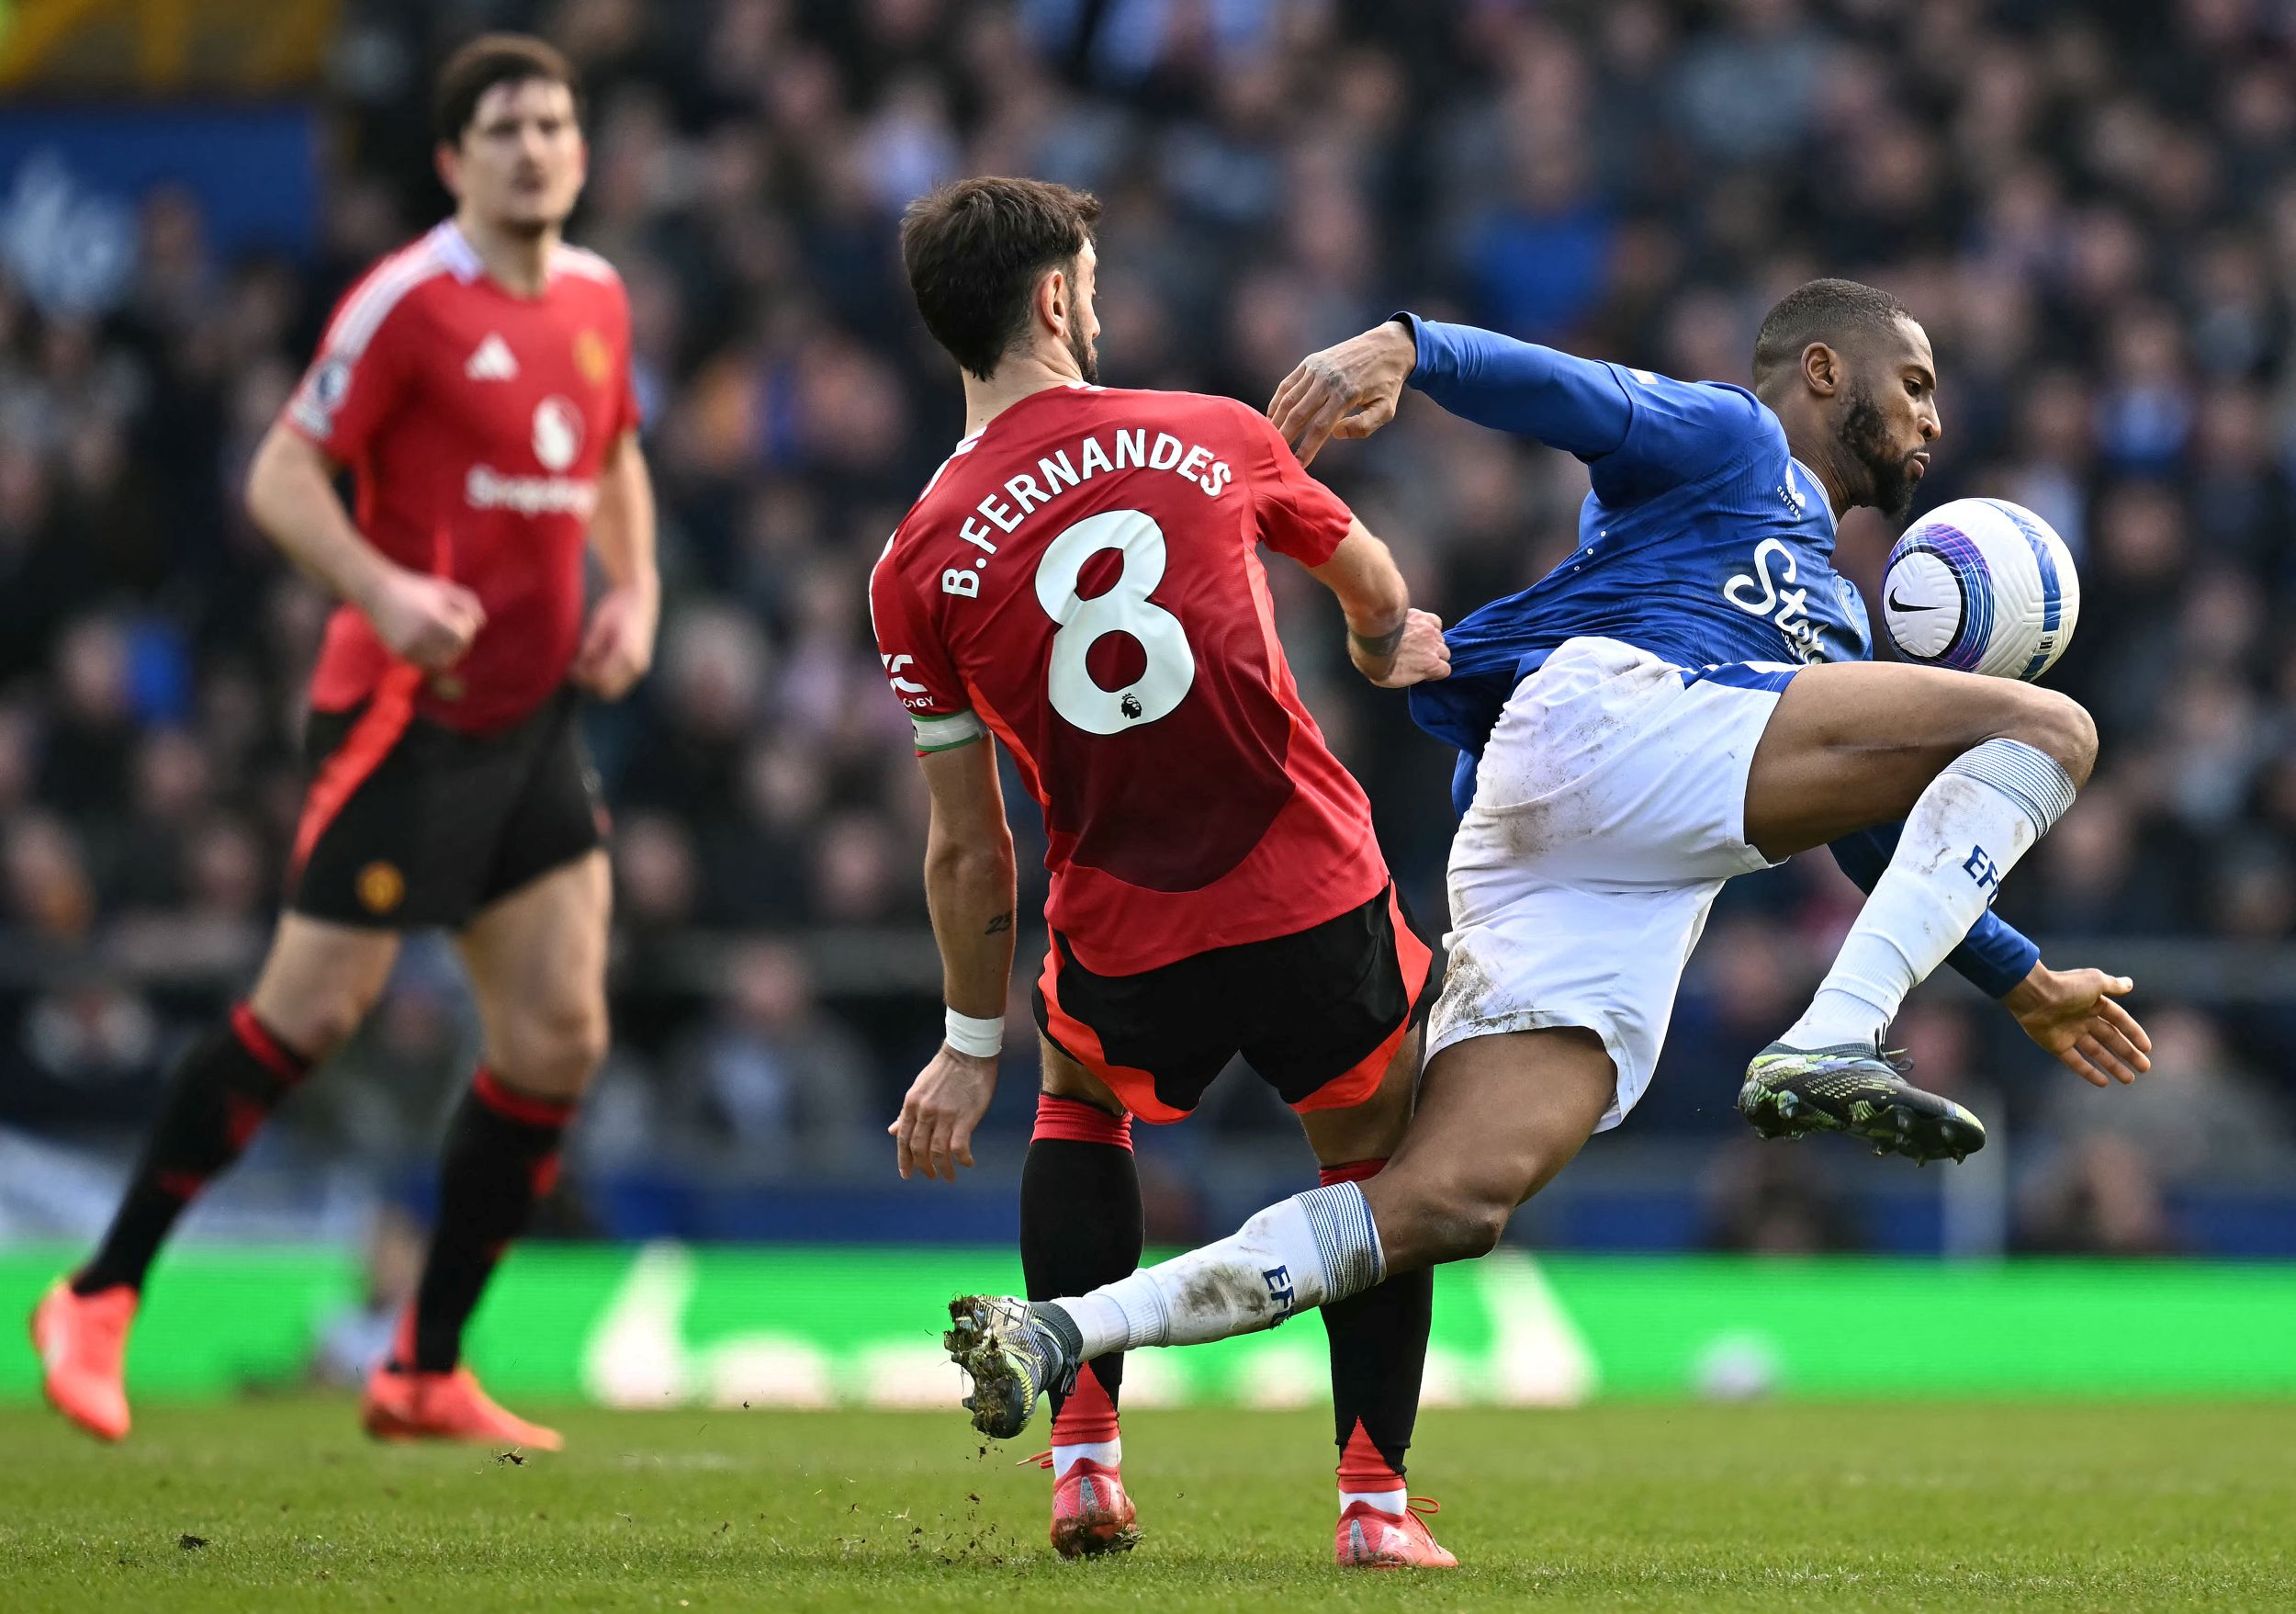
1840, 387, 1920, 522
1066, 318, 1098, 386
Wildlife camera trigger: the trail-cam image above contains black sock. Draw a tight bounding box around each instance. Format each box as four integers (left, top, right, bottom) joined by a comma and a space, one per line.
1021, 1096, 1141, 1444
402, 1068, 572, 1373
1319, 1160, 1431, 1495
75, 1005, 311, 1295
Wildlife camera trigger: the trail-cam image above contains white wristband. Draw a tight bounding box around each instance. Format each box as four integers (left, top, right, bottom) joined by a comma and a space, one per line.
944, 1008, 1004, 1058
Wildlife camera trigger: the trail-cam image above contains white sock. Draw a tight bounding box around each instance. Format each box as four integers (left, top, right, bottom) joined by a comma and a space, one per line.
1056, 1184, 1384, 1357
1784, 738, 2076, 1048
1052, 1438, 1119, 1477
1341, 1486, 1409, 1516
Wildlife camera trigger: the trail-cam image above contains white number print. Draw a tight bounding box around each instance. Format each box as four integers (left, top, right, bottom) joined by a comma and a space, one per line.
1035, 509, 1195, 734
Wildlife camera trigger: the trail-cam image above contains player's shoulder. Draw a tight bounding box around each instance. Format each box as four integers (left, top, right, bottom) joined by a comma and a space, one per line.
321, 223, 467, 356
1617, 366, 1778, 460
1083, 383, 1262, 428
884, 434, 987, 559
549, 240, 622, 286
549, 242, 629, 314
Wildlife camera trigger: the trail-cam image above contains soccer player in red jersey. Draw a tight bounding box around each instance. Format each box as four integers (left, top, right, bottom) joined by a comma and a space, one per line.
31, 35, 655, 1452
876, 179, 1456, 1568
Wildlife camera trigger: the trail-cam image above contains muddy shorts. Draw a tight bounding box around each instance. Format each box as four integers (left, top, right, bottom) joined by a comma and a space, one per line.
1429, 636, 1799, 1131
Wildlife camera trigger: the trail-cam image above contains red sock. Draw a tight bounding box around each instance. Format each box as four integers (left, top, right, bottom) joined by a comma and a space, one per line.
1318, 1158, 1428, 1504
1024, 1093, 1139, 1457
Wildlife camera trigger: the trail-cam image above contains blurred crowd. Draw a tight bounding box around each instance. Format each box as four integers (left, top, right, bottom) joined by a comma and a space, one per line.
4, 0, 2293, 1250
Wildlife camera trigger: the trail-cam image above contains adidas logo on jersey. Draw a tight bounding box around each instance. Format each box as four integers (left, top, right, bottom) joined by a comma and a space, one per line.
466, 333, 518, 380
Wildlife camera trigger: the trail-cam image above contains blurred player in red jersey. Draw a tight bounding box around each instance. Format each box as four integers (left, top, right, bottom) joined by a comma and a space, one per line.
875, 178, 1456, 1568
31, 36, 655, 1452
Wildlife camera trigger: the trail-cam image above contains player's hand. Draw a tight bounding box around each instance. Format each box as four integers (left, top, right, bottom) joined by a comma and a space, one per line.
1267, 318, 1417, 467
1351, 608, 1451, 688
572, 582, 658, 701
364, 567, 486, 672
889, 1044, 998, 1182
2003, 963, 2153, 1088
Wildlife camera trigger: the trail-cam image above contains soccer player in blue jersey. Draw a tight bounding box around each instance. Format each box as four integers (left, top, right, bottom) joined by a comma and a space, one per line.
944, 279, 2155, 1433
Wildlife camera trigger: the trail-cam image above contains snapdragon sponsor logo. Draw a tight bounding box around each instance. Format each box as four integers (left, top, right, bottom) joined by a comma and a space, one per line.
466, 465, 599, 516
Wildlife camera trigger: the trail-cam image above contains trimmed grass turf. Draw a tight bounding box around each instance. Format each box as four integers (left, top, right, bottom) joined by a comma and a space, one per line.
0, 1401, 2289, 1611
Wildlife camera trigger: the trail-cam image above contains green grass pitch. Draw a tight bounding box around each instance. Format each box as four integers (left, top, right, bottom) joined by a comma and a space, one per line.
0, 1400, 2289, 1611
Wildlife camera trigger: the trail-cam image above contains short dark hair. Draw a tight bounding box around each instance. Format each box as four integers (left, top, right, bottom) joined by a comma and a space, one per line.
900, 177, 1102, 380
433, 33, 582, 149
1752, 277, 1914, 385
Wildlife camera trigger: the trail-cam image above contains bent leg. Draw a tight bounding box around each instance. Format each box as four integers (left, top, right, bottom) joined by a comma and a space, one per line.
1749, 663, 2094, 1055
77, 915, 397, 1295
1745, 660, 2095, 860
398, 852, 610, 1374
1364, 1027, 1615, 1272
1042, 1026, 1613, 1360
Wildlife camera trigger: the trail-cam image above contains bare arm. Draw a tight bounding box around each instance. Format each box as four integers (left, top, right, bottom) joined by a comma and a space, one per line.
571, 430, 660, 701
1308, 519, 1450, 689
889, 738, 1018, 1182
243, 423, 484, 672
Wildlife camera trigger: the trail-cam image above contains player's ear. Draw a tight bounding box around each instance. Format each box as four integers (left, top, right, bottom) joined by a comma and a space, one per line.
1801, 341, 1841, 399
434, 141, 464, 201
1037, 264, 1069, 339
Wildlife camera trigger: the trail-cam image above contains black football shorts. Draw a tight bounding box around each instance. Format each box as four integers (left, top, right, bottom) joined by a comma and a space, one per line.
1034, 883, 1436, 1123
287, 680, 604, 930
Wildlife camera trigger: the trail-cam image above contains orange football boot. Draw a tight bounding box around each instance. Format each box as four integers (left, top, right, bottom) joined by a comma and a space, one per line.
30, 1281, 136, 1442
1048, 1455, 1139, 1557
1335, 1495, 1458, 1569
360, 1361, 563, 1451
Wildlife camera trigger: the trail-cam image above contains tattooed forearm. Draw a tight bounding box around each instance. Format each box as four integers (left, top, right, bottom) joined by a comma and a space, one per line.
985, 910, 1014, 935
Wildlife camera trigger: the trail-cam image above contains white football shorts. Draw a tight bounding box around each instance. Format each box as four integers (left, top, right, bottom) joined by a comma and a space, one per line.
1427, 635, 1802, 1131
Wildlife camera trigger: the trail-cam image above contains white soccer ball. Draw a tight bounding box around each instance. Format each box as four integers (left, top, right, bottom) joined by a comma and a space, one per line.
1881, 497, 2081, 681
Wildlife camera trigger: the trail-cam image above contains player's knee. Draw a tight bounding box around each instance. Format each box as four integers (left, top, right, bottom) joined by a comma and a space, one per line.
256, 978, 382, 1061
2010, 687, 2096, 787
1410, 1183, 1514, 1264
500, 1001, 609, 1092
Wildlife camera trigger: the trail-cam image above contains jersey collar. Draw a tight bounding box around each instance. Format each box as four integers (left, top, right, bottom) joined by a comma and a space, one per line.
432, 220, 485, 282
952, 378, 1097, 453
1789, 457, 1838, 535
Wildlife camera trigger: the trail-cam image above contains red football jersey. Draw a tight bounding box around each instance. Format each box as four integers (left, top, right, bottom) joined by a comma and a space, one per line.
282, 220, 639, 733
871, 383, 1390, 977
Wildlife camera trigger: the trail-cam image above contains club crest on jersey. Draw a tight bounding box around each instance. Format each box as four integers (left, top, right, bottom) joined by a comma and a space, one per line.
574, 328, 612, 387
532, 396, 584, 471
466, 333, 518, 381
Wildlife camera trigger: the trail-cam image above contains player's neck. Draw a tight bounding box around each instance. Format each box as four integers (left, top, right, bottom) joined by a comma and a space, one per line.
1783, 428, 1854, 520
962, 350, 1085, 437
452, 209, 558, 299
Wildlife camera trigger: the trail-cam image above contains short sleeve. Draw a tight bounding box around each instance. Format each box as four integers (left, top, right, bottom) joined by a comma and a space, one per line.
1234, 403, 1354, 565
868, 539, 983, 753
284, 276, 415, 462
1588, 368, 1767, 506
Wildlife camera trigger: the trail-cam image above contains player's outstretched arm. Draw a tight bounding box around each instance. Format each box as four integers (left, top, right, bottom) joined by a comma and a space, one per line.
1269, 315, 1638, 468
244, 422, 484, 672
890, 738, 1017, 1183
1306, 520, 1450, 688
573, 429, 659, 701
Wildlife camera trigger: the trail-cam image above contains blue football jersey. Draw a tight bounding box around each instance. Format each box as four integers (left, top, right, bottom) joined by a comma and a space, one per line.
1383, 316, 2038, 998
1398, 317, 1872, 762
